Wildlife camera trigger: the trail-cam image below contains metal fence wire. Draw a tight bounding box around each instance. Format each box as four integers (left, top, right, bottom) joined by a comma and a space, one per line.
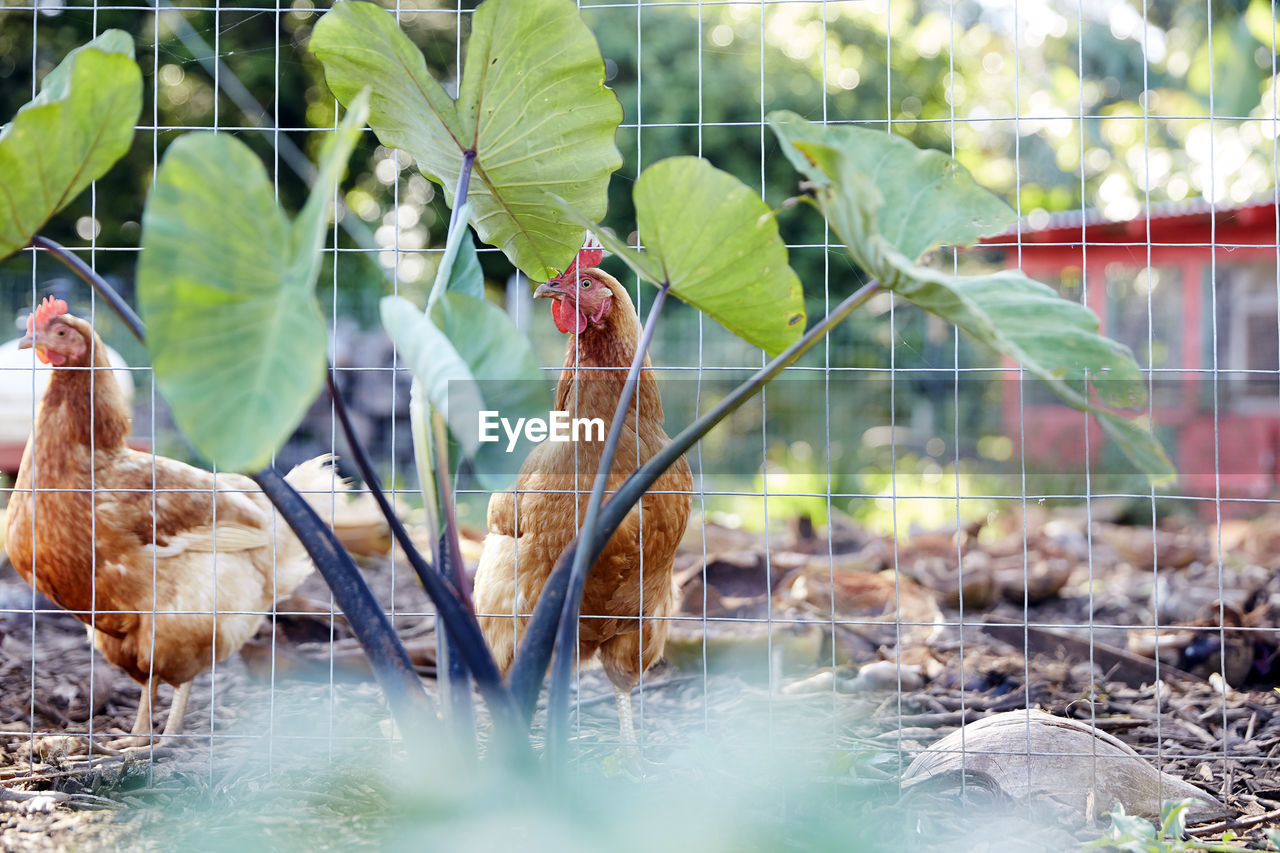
1, 0, 1279, 844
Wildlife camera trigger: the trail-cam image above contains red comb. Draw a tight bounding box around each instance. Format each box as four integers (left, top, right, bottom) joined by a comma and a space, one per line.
552, 233, 605, 283
27, 296, 68, 334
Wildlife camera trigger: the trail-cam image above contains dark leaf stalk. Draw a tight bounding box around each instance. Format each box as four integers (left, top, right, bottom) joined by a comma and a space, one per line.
254, 468, 435, 738
510, 280, 883, 720
427, 149, 480, 733
324, 372, 525, 740
432, 410, 477, 743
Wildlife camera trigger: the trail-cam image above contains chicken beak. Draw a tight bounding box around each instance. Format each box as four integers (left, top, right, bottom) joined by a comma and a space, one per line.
533, 281, 561, 299
19, 331, 52, 364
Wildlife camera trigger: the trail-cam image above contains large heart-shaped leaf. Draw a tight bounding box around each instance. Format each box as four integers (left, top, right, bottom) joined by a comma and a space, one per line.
548, 156, 806, 356
310, 0, 622, 281
767, 114, 1015, 265
137, 91, 371, 472
0, 30, 142, 259
382, 231, 549, 489
768, 111, 1174, 484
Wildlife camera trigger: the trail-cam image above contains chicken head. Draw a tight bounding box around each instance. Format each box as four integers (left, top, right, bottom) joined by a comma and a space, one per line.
18, 297, 89, 367
534, 238, 615, 334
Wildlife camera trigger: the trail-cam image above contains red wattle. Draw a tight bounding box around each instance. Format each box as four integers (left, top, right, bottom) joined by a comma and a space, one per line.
551, 298, 588, 335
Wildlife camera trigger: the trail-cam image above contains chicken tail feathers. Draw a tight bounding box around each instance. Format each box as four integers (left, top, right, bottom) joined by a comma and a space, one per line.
283, 454, 350, 525
267, 455, 350, 595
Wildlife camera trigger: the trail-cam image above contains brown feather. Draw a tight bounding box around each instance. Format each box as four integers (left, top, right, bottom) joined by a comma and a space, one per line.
5, 316, 338, 694
473, 271, 693, 694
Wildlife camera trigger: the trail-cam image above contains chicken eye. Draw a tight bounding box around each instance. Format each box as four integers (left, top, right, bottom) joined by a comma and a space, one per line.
55, 329, 65, 337
580, 279, 591, 289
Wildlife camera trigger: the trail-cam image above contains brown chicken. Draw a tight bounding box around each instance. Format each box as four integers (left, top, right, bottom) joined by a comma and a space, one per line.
5, 298, 344, 740
473, 240, 692, 742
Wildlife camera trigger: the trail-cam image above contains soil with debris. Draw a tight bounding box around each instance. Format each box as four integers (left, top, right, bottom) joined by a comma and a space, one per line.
0, 504, 1277, 849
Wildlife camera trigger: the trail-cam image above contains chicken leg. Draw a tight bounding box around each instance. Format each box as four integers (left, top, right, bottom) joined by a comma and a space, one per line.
124, 679, 188, 742
613, 684, 636, 745
130, 679, 158, 736
163, 682, 191, 736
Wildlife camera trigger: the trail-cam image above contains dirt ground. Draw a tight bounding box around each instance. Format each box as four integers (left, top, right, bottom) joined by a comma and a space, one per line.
0, 504, 1278, 849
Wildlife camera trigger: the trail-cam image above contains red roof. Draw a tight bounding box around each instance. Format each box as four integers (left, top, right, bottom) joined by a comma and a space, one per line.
979, 195, 1280, 247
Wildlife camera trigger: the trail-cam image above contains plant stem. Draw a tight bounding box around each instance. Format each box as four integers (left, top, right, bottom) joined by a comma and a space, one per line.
30, 236, 145, 343
409, 380, 441, 551
422, 153, 476, 601
421, 150, 474, 560
436, 580, 477, 746
431, 412, 474, 606
323, 371, 524, 733
426, 204, 474, 313
451, 150, 476, 234
509, 280, 883, 720
254, 468, 435, 736
418, 151, 486, 735
544, 282, 670, 760
409, 386, 475, 742
431, 410, 477, 742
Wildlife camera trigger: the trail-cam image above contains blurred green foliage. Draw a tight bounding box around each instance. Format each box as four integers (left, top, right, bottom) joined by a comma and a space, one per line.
109, 688, 1079, 853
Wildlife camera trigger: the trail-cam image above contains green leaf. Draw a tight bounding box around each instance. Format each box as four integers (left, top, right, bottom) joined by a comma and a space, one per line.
381, 292, 549, 490
770, 113, 1015, 263
311, 0, 622, 280
382, 296, 485, 455
768, 110, 1175, 485
446, 231, 485, 301
547, 156, 807, 356
0, 30, 142, 259
549, 208, 664, 287
138, 90, 371, 471
1108, 811, 1158, 843
1158, 799, 1191, 839
427, 204, 485, 308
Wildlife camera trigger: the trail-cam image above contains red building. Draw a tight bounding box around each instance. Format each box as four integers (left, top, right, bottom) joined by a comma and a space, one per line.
979, 199, 1280, 501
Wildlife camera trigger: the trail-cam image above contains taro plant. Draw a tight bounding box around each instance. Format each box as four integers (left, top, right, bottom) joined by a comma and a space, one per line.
1, 0, 1174, 766
304, 0, 1172, 757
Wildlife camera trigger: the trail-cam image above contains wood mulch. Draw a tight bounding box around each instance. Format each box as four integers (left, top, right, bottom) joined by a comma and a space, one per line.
0, 504, 1276, 848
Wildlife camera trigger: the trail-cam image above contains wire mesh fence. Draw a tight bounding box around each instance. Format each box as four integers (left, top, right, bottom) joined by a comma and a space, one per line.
0, 0, 1278, 847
